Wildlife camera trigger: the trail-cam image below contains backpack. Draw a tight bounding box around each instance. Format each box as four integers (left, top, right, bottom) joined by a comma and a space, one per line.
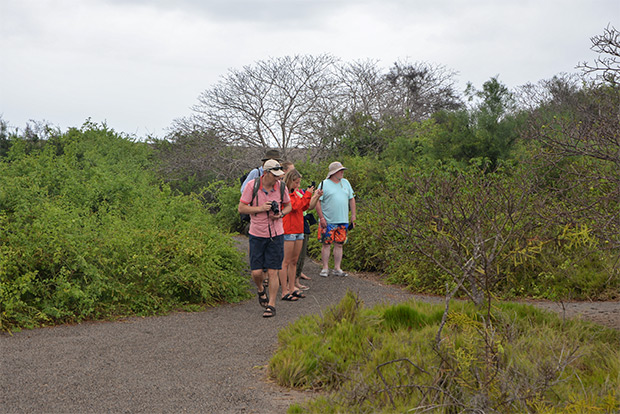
240, 167, 260, 185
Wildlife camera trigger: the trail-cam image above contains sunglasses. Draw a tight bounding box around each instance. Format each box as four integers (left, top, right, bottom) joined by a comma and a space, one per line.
267, 167, 283, 171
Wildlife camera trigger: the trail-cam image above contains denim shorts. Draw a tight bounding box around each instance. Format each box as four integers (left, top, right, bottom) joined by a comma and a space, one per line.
248, 234, 284, 270
284, 233, 305, 241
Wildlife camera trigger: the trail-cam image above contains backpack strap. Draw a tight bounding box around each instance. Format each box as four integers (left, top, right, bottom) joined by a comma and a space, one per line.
250, 177, 286, 215
250, 177, 261, 209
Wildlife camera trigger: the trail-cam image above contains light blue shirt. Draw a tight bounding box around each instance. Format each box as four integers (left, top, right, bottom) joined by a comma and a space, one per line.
319, 178, 355, 224
240, 167, 263, 193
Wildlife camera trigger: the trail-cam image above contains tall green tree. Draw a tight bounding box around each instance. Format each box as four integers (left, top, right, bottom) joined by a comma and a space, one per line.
430, 77, 520, 166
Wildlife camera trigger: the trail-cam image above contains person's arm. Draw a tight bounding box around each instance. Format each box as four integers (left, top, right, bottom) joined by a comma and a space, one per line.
349, 197, 357, 225
274, 181, 292, 219
289, 191, 308, 212
280, 202, 292, 217
308, 189, 322, 211
238, 200, 271, 215
316, 200, 326, 228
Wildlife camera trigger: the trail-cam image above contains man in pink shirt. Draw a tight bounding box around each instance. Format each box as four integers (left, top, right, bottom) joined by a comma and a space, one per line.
238, 159, 292, 318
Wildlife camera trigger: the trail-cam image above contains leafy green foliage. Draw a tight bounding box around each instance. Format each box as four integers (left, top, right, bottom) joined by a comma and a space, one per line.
340, 156, 618, 301
0, 123, 249, 332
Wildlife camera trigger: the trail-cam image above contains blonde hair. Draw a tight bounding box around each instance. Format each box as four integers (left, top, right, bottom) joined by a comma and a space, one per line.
283, 168, 302, 191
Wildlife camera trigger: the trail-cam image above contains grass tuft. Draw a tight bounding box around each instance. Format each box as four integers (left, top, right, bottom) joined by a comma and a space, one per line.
271, 292, 620, 413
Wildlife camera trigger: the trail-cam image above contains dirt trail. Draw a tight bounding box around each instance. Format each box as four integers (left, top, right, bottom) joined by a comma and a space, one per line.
1, 236, 617, 414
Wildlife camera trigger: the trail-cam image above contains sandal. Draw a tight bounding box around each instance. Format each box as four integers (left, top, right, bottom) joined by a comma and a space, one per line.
292, 290, 306, 299
263, 305, 276, 318
298, 284, 310, 290
281, 293, 298, 301
257, 290, 269, 308
300, 273, 311, 280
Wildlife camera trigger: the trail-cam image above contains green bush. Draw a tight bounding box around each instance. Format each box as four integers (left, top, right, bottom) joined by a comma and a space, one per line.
0, 123, 249, 332
337, 158, 618, 301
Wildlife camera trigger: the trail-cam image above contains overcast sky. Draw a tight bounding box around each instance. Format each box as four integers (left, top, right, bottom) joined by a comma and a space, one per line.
1, 0, 617, 138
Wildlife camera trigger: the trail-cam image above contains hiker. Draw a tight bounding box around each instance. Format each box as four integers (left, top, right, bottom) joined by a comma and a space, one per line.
315, 161, 356, 277
280, 161, 295, 177
280, 168, 322, 301
240, 149, 282, 193
238, 159, 291, 318
278, 162, 313, 290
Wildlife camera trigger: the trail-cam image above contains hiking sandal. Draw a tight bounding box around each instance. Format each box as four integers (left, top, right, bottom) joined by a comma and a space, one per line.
281, 293, 298, 301
263, 305, 276, 318
257, 290, 269, 308
292, 290, 306, 299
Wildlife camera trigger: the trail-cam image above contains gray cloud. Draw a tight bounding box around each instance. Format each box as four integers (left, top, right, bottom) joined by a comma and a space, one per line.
1, 0, 617, 136
104, 0, 351, 27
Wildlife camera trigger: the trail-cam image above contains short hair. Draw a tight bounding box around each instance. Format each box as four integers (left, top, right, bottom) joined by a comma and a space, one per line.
283, 168, 302, 190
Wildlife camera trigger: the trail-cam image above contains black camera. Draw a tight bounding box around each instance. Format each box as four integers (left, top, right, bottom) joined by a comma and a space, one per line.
270, 201, 280, 215
311, 181, 316, 188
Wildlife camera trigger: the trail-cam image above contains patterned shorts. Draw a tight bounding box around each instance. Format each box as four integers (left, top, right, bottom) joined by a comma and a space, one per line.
318, 223, 348, 245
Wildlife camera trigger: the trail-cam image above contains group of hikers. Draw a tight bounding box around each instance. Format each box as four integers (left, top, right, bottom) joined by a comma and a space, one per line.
238, 149, 357, 318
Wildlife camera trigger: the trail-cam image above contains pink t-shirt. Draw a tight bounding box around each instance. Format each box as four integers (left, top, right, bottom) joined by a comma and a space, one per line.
240, 177, 291, 238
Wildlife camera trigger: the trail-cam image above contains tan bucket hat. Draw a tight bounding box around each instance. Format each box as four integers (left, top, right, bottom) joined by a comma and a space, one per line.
326, 161, 347, 179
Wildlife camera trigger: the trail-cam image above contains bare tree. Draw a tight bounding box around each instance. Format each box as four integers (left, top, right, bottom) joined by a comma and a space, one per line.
188, 54, 340, 158
515, 73, 582, 111
578, 24, 620, 85
383, 60, 463, 120
153, 117, 241, 189
335, 59, 392, 119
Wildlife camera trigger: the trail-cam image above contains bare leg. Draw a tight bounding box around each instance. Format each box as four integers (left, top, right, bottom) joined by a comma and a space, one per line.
252, 269, 265, 291
333, 243, 344, 271
321, 243, 331, 271
288, 239, 303, 293
296, 234, 309, 278
266, 269, 279, 308
281, 241, 296, 297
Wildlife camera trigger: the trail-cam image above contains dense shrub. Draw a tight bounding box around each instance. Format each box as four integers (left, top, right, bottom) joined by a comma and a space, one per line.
0, 123, 249, 332
339, 158, 618, 301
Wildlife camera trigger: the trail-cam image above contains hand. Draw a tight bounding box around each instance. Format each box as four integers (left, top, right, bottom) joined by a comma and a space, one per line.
262, 201, 273, 212
319, 217, 327, 227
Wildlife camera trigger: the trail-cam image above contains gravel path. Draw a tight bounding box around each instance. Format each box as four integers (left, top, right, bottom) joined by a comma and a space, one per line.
1, 236, 617, 414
